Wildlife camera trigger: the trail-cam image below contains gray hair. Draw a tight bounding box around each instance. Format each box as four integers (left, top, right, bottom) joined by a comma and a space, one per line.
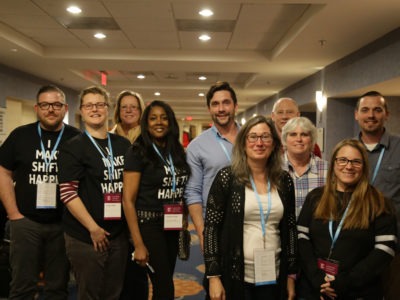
281, 117, 316, 149
272, 97, 299, 113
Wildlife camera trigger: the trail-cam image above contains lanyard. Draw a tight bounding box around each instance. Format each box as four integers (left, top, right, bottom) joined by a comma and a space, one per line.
250, 176, 271, 245
371, 147, 385, 184
85, 130, 115, 181
152, 143, 176, 193
328, 198, 352, 257
37, 122, 65, 173
212, 127, 232, 163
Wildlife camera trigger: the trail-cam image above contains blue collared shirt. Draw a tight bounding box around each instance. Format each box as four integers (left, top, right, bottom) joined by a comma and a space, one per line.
184, 125, 238, 212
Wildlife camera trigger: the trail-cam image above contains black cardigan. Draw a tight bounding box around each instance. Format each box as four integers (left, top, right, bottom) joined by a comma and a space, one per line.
204, 167, 298, 299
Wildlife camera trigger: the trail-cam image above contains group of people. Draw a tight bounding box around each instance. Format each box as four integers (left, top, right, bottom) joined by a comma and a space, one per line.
0, 81, 398, 300
0, 85, 188, 299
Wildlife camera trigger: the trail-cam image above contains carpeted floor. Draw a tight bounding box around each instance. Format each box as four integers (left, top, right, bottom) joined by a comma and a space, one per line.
170, 222, 206, 299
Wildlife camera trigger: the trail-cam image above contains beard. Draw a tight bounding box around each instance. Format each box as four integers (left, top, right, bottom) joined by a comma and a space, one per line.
212, 112, 235, 127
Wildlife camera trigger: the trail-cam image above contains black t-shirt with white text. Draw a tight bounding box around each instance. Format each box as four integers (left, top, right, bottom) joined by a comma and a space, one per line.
58, 133, 130, 244
0, 122, 80, 223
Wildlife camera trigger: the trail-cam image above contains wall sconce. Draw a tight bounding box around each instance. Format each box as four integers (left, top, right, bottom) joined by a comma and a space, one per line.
316, 90, 327, 112
241, 117, 246, 125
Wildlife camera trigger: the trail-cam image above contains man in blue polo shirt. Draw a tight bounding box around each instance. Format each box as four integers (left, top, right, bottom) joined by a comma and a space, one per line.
184, 81, 239, 251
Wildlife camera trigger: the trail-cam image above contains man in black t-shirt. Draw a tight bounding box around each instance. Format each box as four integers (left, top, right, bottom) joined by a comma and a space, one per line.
0, 85, 80, 299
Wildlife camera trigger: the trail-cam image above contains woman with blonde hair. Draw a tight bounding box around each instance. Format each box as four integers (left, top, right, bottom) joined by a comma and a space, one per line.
297, 139, 397, 299
110, 90, 148, 299
110, 90, 145, 143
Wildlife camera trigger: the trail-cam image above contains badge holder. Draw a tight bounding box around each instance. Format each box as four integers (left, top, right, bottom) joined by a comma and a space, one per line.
36, 181, 57, 209
104, 193, 122, 220
163, 201, 183, 230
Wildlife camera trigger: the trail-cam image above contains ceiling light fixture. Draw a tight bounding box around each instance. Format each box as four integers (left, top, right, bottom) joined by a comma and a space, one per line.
198, 93, 205, 97
67, 6, 82, 14
154, 92, 161, 96
199, 9, 213, 17
199, 34, 211, 41
137, 74, 145, 79
94, 33, 106, 39
198, 76, 207, 81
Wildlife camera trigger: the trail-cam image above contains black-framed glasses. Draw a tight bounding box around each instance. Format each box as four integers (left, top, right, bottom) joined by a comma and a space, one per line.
37, 102, 65, 110
80, 102, 108, 110
121, 105, 140, 111
247, 133, 273, 144
335, 157, 363, 168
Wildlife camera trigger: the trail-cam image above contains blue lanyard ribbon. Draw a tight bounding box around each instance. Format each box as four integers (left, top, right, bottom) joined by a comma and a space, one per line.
212, 127, 232, 163
371, 147, 385, 184
37, 122, 65, 173
250, 176, 271, 244
152, 143, 176, 193
85, 130, 115, 181
328, 198, 352, 255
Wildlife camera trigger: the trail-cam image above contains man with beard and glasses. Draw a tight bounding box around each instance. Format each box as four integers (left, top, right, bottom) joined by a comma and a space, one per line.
0, 85, 80, 299
354, 90, 400, 300
185, 81, 239, 251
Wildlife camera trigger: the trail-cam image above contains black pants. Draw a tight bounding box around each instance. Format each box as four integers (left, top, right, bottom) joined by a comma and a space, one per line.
244, 282, 278, 300
140, 222, 179, 300
119, 242, 149, 300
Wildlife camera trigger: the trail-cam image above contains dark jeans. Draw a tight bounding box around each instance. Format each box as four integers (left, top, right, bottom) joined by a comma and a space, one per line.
9, 218, 69, 300
244, 282, 279, 300
65, 232, 128, 300
119, 242, 149, 300
140, 222, 179, 300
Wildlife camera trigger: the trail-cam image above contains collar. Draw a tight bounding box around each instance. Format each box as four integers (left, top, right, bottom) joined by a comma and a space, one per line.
211, 122, 240, 139
358, 128, 390, 151
283, 152, 319, 175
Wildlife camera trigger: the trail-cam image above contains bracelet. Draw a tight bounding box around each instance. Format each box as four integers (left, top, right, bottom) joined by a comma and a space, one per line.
207, 275, 221, 279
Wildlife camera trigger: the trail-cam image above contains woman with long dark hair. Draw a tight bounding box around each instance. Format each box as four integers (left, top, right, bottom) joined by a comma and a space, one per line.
123, 100, 190, 299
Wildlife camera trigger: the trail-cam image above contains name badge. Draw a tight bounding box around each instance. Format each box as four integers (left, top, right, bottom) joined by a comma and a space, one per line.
104, 193, 122, 220
163, 203, 183, 230
317, 258, 339, 276
36, 182, 57, 209
254, 248, 277, 286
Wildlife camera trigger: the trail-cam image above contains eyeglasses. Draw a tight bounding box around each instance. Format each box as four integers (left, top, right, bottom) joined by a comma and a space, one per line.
121, 105, 140, 111
37, 102, 65, 110
335, 157, 363, 168
247, 133, 273, 144
80, 102, 108, 110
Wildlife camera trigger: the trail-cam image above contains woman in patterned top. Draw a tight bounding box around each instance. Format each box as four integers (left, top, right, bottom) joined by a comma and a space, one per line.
204, 115, 297, 300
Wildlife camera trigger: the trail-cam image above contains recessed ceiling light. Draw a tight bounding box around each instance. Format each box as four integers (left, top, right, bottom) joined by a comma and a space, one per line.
67, 6, 82, 14
137, 74, 145, 79
199, 34, 211, 41
94, 33, 106, 39
198, 93, 205, 97
199, 9, 213, 17
154, 92, 161, 96
198, 76, 207, 81
10, 48, 18, 52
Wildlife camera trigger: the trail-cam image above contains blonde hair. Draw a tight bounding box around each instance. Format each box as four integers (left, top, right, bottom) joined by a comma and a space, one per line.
113, 90, 145, 124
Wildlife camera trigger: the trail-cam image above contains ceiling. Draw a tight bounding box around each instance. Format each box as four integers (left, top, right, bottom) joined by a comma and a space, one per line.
1, 0, 400, 121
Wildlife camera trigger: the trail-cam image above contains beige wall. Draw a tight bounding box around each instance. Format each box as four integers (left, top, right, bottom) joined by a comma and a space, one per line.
5, 98, 36, 136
